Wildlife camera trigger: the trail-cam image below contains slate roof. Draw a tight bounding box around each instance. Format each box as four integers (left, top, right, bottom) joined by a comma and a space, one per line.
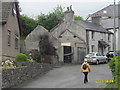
89, 4, 119, 18
25, 25, 60, 51
86, 4, 120, 31
0, 2, 13, 22
100, 18, 119, 29
75, 20, 109, 33
26, 25, 59, 42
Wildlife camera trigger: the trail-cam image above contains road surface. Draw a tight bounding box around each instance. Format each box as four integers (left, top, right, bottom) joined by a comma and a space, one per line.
19, 63, 113, 88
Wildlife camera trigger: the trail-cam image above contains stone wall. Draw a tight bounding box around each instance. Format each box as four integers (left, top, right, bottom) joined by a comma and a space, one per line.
2, 55, 15, 61
2, 62, 53, 88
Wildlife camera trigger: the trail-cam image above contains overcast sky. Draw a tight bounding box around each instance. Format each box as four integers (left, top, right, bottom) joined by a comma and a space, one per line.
19, 0, 120, 19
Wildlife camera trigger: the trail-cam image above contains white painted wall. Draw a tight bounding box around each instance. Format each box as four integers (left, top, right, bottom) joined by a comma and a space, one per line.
88, 31, 113, 54
116, 29, 120, 50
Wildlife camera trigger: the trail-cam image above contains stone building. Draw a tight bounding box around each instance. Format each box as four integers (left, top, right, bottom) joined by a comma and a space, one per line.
86, 4, 120, 51
50, 6, 113, 63
25, 25, 60, 52
25, 6, 113, 64
0, 1, 21, 61
77, 17, 113, 55
25, 25, 60, 64
51, 6, 87, 64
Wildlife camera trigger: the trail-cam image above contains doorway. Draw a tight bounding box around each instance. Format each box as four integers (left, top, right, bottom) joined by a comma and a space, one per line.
63, 46, 72, 63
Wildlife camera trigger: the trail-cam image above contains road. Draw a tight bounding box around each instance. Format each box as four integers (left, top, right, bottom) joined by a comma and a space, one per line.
20, 63, 113, 88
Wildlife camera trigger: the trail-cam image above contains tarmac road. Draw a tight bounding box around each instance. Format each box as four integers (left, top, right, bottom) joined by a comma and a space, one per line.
20, 63, 113, 88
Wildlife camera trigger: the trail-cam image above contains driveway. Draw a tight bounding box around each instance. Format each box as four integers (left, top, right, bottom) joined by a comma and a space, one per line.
20, 63, 113, 88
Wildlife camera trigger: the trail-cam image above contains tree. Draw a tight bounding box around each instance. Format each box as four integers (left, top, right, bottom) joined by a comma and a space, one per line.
37, 5, 64, 31
20, 6, 83, 37
74, 15, 83, 20
20, 15, 38, 37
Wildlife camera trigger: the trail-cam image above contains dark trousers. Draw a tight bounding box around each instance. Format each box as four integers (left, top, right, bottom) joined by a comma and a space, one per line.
83, 72, 88, 83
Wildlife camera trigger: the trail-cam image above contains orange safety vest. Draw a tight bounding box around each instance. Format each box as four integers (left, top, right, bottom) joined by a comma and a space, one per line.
81, 62, 90, 72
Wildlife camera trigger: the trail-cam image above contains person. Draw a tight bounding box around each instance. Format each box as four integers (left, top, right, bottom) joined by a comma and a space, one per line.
81, 60, 91, 84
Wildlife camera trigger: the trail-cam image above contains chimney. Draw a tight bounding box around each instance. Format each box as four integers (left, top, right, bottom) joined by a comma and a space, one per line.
64, 5, 74, 22
91, 14, 101, 25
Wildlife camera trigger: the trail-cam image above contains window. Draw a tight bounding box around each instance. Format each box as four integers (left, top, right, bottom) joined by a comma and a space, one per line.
91, 45, 94, 52
8, 30, 11, 46
15, 34, 19, 49
108, 34, 111, 41
91, 31, 95, 40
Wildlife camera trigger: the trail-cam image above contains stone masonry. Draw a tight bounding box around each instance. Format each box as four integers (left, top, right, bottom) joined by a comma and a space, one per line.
2, 62, 53, 88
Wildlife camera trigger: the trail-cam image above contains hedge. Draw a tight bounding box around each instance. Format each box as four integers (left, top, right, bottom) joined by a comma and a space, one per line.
109, 56, 120, 89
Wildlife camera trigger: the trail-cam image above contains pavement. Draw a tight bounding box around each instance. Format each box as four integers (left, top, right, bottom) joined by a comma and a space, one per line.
19, 63, 113, 88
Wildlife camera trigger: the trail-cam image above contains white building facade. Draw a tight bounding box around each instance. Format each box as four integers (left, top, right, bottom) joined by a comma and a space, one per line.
87, 31, 113, 55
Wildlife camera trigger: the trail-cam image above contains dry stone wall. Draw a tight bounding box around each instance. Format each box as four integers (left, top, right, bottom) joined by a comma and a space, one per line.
2, 62, 53, 88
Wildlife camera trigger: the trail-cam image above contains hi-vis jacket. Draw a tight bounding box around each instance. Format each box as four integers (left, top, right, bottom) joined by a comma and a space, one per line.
81, 62, 91, 72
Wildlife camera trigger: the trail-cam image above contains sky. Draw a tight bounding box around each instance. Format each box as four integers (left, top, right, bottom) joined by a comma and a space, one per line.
19, 0, 120, 19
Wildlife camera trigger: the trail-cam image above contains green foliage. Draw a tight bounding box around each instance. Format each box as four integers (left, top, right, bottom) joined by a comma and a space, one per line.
20, 6, 83, 37
109, 56, 120, 89
115, 56, 120, 89
15, 53, 28, 62
109, 57, 116, 73
74, 15, 83, 20
37, 5, 64, 31
20, 15, 38, 37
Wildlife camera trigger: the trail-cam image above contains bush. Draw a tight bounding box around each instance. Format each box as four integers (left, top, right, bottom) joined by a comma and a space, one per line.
115, 56, 120, 89
109, 56, 120, 89
109, 57, 116, 73
15, 53, 28, 62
